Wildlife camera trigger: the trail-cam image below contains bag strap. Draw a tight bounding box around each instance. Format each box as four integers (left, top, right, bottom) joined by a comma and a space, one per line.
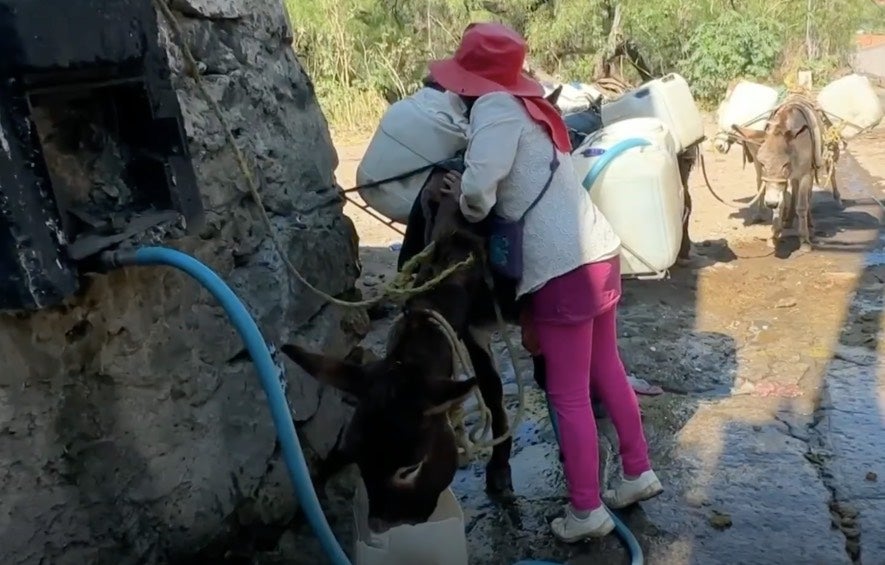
518, 143, 561, 222
345, 162, 438, 193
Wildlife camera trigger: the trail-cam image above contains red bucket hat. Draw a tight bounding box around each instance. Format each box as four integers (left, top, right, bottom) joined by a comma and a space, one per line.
428, 22, 544, 98
428, 23, 571, 152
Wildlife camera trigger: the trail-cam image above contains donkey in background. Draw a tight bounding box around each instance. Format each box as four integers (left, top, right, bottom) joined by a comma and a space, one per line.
735, 96, 842, 251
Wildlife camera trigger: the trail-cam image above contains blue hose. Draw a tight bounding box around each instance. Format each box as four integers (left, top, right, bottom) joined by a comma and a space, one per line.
581, 137, 651, 191
111, 246, 351, 565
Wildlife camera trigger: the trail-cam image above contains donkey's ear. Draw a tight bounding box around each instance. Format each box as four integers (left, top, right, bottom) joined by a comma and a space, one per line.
544, 84, 563, 109
421, 171, 448, 205
733, 125, 766, 145
423, 378, 477, 416
280, 344, 369, 397
786, 123, 809, 140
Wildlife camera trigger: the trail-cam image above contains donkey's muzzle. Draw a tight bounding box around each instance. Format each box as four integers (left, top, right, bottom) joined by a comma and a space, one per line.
762, 178, 787, 209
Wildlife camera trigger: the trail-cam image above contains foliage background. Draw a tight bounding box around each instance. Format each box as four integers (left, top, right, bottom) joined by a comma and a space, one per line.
285, 0, 885, 134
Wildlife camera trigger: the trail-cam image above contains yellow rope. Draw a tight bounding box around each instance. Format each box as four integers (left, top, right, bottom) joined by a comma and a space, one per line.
796, 94, 844, 185
154, 0, 473, 309
399, 296, 527, 458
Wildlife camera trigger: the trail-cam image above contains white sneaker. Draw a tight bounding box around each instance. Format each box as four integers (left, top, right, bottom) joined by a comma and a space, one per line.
603, 470, 663, 509
550, 504, 615, 543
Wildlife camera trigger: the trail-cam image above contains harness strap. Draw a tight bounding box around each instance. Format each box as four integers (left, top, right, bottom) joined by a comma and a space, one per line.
343, 160, 445, 194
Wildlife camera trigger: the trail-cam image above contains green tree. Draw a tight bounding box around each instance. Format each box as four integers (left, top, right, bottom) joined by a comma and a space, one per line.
286, 0, 876, 132
680, 10, 784, 102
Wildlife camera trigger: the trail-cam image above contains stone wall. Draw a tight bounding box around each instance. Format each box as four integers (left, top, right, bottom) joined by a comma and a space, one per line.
0, 1, 366, 563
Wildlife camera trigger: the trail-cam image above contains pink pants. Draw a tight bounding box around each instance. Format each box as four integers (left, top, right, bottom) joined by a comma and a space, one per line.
531, 260, 651, 511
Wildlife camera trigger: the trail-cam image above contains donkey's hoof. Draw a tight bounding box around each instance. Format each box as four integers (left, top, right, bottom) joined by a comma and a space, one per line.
797, 242, 813, 256
485, 464, 514, 497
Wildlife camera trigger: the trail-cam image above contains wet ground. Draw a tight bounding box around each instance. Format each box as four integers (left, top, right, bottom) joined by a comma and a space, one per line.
279, 114, 885, 564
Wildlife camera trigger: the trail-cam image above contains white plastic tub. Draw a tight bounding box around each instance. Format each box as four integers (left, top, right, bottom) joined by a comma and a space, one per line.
356, 88, 468, 223
572, 118, 684, 278
353, 478, 469, 565
716, 80, 780, 132
816, 73, 884, 139
600, 73, 704, 153
596, 117, 678, 155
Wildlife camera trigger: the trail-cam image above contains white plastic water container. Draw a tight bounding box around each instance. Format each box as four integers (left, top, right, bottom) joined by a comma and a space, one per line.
353, 478, 468, 565
593, 117, 678, 155
571, 118, 684, 278
716, 80, 780, 132
600, 73, 704, 153
356, 88, 468, 223
816, 74, 884, 139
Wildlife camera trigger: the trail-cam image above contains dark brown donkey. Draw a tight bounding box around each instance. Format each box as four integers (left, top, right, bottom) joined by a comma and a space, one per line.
279, 94, 572, 530
281, 189, 519, 528
735, 97, 842, 251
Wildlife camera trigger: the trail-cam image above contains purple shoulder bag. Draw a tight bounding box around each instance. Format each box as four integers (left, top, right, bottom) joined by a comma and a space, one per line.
487, 146, 560, 280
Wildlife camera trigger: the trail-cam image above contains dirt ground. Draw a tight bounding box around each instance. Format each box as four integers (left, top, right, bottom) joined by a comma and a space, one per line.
289, 109, 885, 565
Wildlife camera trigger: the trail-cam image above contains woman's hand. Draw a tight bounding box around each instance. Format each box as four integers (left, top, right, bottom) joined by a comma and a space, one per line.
441, 170, 462, 201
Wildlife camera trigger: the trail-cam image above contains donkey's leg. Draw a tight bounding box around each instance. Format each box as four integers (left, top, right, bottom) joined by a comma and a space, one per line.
796, 175, 814, 253
678, 183, 693, 260
784, 187, 796, 230
830, 167, 843, 209
677, 151, 695, 260
751, 161, 768, 225
466, 326, 513, 495
770, 207, 783, 249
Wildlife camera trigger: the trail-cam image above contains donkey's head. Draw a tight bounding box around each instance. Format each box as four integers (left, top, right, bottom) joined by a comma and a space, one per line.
281, 330, 476, 529
736, 104, 812, 210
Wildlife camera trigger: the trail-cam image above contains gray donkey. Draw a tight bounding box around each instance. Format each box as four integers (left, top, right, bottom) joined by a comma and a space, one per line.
736, 97, 842, 251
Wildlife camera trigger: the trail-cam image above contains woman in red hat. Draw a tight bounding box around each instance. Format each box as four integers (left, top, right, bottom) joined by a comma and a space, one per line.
430, 22, 663, 542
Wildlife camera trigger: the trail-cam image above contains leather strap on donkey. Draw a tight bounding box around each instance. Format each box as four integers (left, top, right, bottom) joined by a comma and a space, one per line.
781, 94, 827, 174
764, 93, 849, 189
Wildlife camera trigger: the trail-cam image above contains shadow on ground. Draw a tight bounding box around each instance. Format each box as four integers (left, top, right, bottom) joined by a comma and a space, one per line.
610, 144, 885, 565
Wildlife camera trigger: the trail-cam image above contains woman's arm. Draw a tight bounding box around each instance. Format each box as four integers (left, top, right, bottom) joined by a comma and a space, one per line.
458, 93, 524, 222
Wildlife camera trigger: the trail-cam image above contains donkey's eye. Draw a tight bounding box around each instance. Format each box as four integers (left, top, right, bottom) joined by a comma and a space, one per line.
397, 463, 421, 480
391, 461, 425, 487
